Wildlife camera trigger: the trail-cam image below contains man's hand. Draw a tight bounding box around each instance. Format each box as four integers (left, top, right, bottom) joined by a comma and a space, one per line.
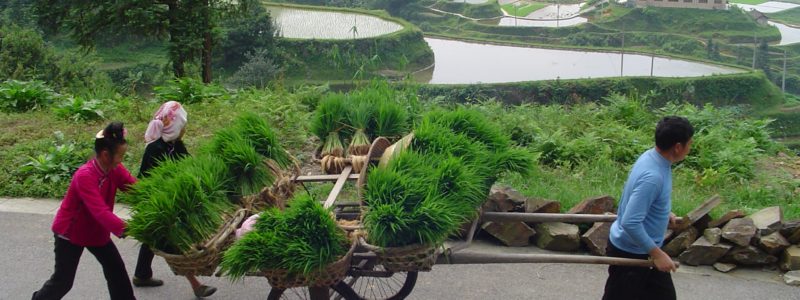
668, 212, 679, 229
649, 248, 678, 273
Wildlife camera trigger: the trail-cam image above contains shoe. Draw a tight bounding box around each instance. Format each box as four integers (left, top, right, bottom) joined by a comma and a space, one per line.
132, 277, 164, 287
193, 285, 217, 298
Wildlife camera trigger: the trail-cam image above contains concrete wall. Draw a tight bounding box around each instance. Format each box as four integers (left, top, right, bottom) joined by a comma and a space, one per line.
636, 0, 727, 10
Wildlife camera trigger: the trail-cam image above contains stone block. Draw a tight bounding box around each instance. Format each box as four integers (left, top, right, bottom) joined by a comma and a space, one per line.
482, 221, 536, 247
721, 218, 757, 247
534, 222, 581, 252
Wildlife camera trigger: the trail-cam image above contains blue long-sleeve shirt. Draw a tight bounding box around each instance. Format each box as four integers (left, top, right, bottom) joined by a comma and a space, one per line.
609, 148, 672, 255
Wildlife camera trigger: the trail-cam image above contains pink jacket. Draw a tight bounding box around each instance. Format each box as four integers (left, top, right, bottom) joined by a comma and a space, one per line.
51, 159, 135, 247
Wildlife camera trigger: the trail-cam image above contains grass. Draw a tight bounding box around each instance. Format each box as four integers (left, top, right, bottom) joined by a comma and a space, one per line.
501, 2, 548, 17
0, 87, 317, 199
435, 0, 505, 19
728, 0, 768, 4
768, 7, 800, 27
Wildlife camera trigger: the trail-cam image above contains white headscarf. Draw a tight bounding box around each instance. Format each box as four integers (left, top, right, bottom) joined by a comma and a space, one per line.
144, 101, 187, 144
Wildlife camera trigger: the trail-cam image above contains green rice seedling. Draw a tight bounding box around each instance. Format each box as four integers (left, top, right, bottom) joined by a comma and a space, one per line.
409, 195, 466, 243
120, 156, 183, 206
363, 201, 414, 247
311, 93, 348, 156
347, 100, 373, 155
428, 155, 487, 209
220, 230, 282, 280
209, 130, 274, 198
232, 112, 292, 168
372, 98, 409, 141
364, 194, 465, 248
424, 108, 511, 153
363, 166, 407, 207
127, 155, 234, 253
490, 147, 537, 176
221, 194, 348, 280
411, 120, 491, 164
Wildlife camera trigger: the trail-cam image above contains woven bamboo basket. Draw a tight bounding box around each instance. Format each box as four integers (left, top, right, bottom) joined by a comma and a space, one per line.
241, 155, 301, 212
152, 209, 249, 276
359, 238, 437, 272
262, 239, 357, 289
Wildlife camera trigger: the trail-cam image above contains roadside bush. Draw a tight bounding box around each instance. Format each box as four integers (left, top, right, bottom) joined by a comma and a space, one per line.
227, 49, 283, 89
52, 96, 105, 122
0, 80, 59, 112
19, 131, 91, 184
0, 26, 102, 92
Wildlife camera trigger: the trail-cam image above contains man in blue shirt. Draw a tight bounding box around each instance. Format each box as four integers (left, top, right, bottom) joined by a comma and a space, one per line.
603, 116, 693, 300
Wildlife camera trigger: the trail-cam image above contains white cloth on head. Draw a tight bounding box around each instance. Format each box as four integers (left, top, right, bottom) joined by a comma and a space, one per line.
144, 101, 187, 143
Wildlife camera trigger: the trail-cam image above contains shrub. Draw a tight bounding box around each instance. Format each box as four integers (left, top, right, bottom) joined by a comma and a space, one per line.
20, 131, 90, 184
0, 80, 58, 112
52, 96, 105, 122
227, 49, 282, 89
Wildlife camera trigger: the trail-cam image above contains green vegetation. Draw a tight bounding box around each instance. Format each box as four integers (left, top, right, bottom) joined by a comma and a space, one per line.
501, 2, 547, 17
269, 3, 434, 81
433, 0, 504, 19
768, 7, 800, 27
593, 7, 781, 44
471, 97, 799, 218
729, 0, 768, 4
416, 72, 782, 108
221, 194, 349, 279
127, 155, 234, 253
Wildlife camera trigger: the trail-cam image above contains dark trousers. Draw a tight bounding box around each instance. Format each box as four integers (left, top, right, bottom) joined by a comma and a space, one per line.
134, 245, 155, 279
33, 235, 135, 300
602, 241, 676, 300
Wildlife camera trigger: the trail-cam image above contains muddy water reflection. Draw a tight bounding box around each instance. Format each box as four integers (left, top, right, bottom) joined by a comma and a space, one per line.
417, 38, 742, 84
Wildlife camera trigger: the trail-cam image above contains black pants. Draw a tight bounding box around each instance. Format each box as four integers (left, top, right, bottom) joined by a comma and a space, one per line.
134, 245, 155, 280
602, 241, 675, 300
33, 235, 135, 300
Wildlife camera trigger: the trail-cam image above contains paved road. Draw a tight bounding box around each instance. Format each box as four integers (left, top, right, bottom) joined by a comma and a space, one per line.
1, 203, 798, 299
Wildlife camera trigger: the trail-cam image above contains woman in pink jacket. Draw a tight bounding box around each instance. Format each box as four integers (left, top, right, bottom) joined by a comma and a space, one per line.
32, 122, 137, 300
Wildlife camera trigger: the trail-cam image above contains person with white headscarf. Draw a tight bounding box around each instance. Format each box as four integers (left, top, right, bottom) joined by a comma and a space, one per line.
131, 101, 216, 298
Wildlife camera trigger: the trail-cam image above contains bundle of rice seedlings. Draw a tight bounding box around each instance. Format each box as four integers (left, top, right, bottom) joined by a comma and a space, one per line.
428, 155, 487, 210
363, 194, 463, 248
372, 100, 409, 141
221, 194, 349, 280
424, 108, 511, 153
411, 120, 491, 166
209, 129, 274, 198
120, 157, 182, 206
311, 93, 348, 157
347, 101, 373, 155
231, 112, 292, 168
127, 155, 234, 253
489, 147, 536, 176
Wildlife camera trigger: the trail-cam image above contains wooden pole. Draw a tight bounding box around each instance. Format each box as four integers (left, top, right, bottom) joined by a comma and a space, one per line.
620, 23, 625, 77
294, 174, 360, 183
324, 166, 352, 209
438, 252, 680, 268
481, 212, 684, 224
651, 50, 655, 77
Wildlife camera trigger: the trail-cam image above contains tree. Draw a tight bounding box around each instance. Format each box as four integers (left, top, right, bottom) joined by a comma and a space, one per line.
754, 40, 771, 79
217, 6, 277, 70
34, 0, 254, 83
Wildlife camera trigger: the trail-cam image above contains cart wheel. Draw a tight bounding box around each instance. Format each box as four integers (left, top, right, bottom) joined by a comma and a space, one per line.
267, 282, 361, 300
340, 263, 418, 300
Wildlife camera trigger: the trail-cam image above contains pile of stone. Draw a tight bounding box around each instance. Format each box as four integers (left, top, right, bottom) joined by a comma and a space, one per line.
477, 185, 800, 286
